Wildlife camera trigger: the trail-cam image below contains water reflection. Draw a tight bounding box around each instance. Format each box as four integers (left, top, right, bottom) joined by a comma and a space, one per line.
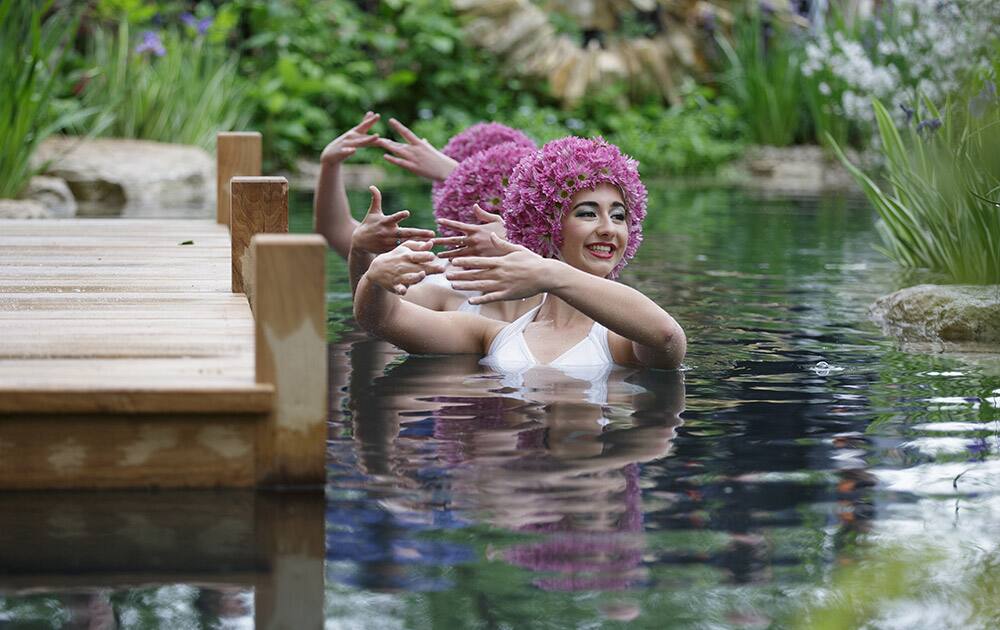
330, 342, 685, 601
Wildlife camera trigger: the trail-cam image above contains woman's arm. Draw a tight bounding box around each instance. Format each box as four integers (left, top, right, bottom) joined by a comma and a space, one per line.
447, 235, 686, 369
315, 112, 382, 259
354, 245, 497, 355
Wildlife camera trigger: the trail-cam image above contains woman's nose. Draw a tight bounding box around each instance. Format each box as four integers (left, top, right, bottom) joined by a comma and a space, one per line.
596, 213, 614, 236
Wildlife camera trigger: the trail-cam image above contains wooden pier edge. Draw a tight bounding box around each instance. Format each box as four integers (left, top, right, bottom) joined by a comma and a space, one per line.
230, 176, 289, 296
250, 233, 328, 487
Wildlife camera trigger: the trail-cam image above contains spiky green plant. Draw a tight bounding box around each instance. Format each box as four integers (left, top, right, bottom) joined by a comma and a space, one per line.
717, 7, 804, 147
74, 19, 252, 150
0, 0, 84, 198
832, 87, 1000, 285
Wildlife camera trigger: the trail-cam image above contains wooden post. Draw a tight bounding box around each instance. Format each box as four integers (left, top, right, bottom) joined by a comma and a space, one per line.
231, 176, 288, 295
217, 132, 262, 226
254, 492, 325, 629
251, 234, 327, 487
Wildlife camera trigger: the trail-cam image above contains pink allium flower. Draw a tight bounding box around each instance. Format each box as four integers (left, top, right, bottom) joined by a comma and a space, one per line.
502, 136, 648, 279
440, 122, 536, 162
432, 142, 536, 236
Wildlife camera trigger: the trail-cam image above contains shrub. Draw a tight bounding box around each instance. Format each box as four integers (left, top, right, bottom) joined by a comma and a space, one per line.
0, 0, 83, 198
67, 6, 251, 150
832, 81, 1000, 284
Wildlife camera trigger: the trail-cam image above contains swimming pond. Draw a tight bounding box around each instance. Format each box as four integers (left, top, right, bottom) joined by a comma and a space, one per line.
3, 185, 998, 628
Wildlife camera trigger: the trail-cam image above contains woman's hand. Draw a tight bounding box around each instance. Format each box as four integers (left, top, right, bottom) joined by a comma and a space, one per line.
320, 112, 381, 166
446, 234, 556, 304
374, 118, 458, 181
434, 204, 508, 259
353, 186, 436, 255
368, 240, 447, 296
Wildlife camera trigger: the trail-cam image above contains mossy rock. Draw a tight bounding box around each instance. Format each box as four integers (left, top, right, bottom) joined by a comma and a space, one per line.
870, 284, 1000, 350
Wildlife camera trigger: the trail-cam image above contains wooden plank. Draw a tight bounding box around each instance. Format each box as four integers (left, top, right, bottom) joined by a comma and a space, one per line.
217, 132, 262, 225
0, 385, 273, 414
252, 234, 327, 487
0, 414, 259, 489
230, 177, 288, 294
0, 358, 255, 384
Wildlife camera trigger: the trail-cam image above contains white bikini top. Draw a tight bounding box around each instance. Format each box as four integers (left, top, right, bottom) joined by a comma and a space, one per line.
420, 268, 482, 314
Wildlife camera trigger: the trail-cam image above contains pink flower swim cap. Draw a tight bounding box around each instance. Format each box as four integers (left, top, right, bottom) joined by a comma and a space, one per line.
502, 136, 647, 279
432, 141, 537, 236
440, 122, 536, 162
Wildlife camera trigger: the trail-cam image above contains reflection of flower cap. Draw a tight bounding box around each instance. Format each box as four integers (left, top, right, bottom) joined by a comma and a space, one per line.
441, 123, 536, 162
432, 142, 536, 236
502, 136, 647, 279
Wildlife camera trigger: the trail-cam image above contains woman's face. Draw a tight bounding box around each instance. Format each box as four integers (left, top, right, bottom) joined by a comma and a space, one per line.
558, 183, 628, 277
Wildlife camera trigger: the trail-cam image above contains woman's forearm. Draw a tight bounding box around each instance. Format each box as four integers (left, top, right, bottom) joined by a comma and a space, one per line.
314, 163, 359, 259
353, 273, 399, 338
546, 260, 685, 362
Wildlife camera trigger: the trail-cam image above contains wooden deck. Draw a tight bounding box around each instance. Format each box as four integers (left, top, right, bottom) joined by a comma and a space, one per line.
0, 219, 272, 413
0, 165, 328, 489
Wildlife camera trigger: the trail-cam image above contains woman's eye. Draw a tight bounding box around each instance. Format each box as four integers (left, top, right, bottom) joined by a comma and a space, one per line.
612, 211, 626, 222
575, 210, 597, 218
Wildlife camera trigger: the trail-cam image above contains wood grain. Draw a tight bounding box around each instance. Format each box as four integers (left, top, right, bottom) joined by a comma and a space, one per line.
230, 177, 288, 294
216, 132, 262, 225
251, 234, 328, 487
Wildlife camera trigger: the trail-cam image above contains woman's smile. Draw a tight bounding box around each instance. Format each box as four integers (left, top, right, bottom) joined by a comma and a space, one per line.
585, 242, 617, 259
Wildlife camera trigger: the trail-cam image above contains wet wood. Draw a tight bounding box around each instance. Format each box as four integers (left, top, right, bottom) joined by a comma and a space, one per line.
252, 234, 328, 486
230, 176, 288, 294
216, 132, 262, 226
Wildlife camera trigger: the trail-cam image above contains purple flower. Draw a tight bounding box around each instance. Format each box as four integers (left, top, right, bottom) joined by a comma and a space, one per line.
135, 31, 166, 57
432, 142, 536, 236
916, 117, 942, 136
180, 12, 197, 28
181, 12, 213, 35
440, 122, 536, 162
197, 17, 213, 35
502, 136, 648, 279
900, 103, 915, 124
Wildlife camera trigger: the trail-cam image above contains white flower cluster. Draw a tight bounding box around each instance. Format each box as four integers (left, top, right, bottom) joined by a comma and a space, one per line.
800, 0, 999, 128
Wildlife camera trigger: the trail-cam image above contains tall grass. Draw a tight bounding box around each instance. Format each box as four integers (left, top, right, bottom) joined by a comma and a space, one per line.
832, 86, 1000, 284
0, 0, 84, 198
717, 7, 804, 147
73, 20, 252, 150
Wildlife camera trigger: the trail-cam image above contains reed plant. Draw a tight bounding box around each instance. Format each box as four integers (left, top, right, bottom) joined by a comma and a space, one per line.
832, 84, 1000, 285
717, 6, 804, 147
0, 0, 83, 198
74, 17, 251, 150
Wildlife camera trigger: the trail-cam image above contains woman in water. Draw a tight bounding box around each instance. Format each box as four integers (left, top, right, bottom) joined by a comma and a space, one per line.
353, 136, 686, 370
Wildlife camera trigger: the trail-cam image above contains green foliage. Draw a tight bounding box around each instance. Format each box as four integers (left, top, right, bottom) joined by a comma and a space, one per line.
0, 0, 84, 198
718, 7, 804, 147
66, 7, 251, 150
832, 81, 1000, 284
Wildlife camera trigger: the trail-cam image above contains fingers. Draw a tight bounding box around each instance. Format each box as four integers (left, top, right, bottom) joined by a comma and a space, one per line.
354, 112, 381, 133
450, 256, 500, 269
430, 235, 466, 247
436, 217, 479, 234
488, 232, 523, 252
374, 137, 407, 154
383, 209, 411, 225
400, 240, 434, 252
344, 134, 380, 148
473, 203, 503, 224
382, 154, 420, 173
396, 227, 437, 240
468, 291, 507, 305
436, 247, 468, 260
388, 117, 422, 144
443, 267, 484, 281
397, 271, 426, 286
366, 186, 382, 217
448, 280, 495, 292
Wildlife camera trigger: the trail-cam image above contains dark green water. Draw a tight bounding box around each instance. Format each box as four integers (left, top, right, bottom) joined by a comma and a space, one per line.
2, 185, 998, 628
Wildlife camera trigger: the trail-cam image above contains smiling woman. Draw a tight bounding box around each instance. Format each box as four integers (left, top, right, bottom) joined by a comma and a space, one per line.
352, 136, 685, 370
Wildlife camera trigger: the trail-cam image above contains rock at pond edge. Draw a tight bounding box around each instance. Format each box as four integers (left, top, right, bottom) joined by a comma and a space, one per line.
870, 284, 1000, 350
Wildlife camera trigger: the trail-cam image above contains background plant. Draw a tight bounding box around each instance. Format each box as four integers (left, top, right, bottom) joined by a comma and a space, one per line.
717, 4, 805, 147
0, 0, 83, 198
64, 2, 251, 150
833, 75, 1000, 284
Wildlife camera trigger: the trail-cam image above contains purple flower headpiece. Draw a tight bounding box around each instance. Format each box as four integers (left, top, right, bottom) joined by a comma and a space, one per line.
432, 142, 536, 236
440, 122, 536, 163
502, 136, 647, 279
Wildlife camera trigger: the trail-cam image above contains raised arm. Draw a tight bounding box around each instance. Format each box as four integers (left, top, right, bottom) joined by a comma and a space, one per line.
447, 235, 686, 369
353, 243, 497, 355
314, 112, 383, 259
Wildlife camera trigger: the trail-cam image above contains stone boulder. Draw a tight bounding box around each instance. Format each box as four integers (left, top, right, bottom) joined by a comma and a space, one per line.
0, 199, 49, 219
289, 159, 387, 192
870, 284, 1000, 351
22, 176, 77, 217
738, 145, 864, 195
32, 137, 213, 218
